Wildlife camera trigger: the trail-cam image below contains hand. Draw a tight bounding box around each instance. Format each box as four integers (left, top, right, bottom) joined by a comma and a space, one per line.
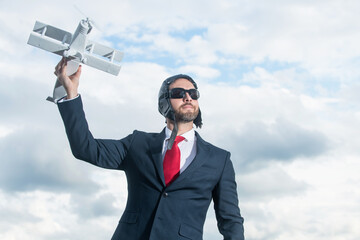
54, 57, 82, 99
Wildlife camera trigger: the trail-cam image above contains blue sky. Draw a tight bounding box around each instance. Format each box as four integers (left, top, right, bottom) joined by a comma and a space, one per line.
1, 0, 360, 239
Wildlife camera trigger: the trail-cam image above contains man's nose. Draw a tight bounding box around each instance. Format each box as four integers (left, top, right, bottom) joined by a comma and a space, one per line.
183, 92, 192, 101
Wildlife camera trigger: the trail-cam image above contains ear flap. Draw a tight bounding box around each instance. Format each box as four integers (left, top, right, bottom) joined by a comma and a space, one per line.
193, 109, 202, 128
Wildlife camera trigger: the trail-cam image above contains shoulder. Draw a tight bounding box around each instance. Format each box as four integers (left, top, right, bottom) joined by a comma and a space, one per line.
132, 129, 164, 139
128, 129, 165, 145
195, 131, 230, 157
122, 129, 165, 154
195, 132, 234, 178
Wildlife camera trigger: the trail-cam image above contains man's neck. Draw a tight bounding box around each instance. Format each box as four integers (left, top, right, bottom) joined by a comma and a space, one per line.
166, 120, 193, 136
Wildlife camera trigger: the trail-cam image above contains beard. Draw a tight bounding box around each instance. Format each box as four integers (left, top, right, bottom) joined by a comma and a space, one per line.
174, 104, 199, 123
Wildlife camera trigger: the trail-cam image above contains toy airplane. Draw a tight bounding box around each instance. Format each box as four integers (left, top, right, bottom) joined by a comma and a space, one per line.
27, 18, 124, 103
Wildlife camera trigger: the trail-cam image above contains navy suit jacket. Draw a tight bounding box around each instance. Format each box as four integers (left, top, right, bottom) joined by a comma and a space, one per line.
58, 96, 244, 240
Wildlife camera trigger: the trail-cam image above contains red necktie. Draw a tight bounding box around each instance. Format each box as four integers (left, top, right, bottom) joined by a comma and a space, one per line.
163, 136, 185, 186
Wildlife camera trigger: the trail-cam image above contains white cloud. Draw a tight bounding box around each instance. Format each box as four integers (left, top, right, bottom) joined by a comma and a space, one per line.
177, 65, 221, 80
0, 125, 16, 138
237, 164, 308, 200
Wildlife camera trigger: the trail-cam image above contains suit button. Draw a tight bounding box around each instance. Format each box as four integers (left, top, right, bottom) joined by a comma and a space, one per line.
163, 192, 168, 198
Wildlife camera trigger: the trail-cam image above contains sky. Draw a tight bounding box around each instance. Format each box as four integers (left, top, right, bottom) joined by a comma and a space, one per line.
0, 0, 359, 239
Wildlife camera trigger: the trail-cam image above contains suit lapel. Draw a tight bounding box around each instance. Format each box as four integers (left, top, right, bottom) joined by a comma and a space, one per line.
150, 128, 166, 187
170, 131, 210, 187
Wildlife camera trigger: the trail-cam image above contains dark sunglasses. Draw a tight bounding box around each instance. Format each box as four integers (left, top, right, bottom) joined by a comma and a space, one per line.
169, 88, 200, 100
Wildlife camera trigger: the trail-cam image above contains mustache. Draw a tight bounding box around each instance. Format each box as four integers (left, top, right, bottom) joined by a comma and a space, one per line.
181, 103, 194, 108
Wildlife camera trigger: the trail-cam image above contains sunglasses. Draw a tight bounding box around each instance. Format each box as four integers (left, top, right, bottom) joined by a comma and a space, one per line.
169, 88, 200, 100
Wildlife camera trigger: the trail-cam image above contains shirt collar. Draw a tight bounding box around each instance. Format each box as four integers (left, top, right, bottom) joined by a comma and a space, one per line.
165, 127, 195, 142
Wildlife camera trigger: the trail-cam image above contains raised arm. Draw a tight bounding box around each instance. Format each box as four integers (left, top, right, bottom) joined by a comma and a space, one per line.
55, 57, 131, 170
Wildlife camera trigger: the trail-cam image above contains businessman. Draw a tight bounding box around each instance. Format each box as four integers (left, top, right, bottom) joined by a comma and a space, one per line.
55, 57, 245, 240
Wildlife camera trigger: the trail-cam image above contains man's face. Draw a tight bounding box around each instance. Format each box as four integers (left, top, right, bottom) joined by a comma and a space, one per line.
169, 78, 199, 123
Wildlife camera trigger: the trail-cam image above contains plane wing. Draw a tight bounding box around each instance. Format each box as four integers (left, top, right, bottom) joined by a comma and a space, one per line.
83, 40, 124, 75
86, 40, 124, 63
27, 21, 72, 55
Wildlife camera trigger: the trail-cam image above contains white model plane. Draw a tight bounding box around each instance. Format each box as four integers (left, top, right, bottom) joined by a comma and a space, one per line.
27, 18, 124, 103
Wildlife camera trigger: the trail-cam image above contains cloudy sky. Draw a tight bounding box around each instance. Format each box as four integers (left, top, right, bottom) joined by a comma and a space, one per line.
1, 0, 359, 239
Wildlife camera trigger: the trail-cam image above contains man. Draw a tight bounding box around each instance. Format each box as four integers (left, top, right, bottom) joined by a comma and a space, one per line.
55, 57, 245, 240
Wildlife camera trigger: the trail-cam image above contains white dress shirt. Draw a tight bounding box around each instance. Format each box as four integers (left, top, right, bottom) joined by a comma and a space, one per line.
162, 127, 197, 174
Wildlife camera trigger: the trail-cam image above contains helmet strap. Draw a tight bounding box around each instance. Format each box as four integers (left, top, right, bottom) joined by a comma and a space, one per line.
167, 115, 178, 150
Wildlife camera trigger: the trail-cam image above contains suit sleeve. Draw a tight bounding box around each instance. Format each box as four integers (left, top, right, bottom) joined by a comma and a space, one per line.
212, 152, 245, 240
58, 95, 132, 170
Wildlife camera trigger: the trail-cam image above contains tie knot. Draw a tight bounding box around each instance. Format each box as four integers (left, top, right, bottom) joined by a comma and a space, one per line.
174, 136, 185, 145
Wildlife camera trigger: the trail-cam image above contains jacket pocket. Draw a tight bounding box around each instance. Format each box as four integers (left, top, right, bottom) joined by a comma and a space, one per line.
119, 210, 138, 224
178, 223, 202, 240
